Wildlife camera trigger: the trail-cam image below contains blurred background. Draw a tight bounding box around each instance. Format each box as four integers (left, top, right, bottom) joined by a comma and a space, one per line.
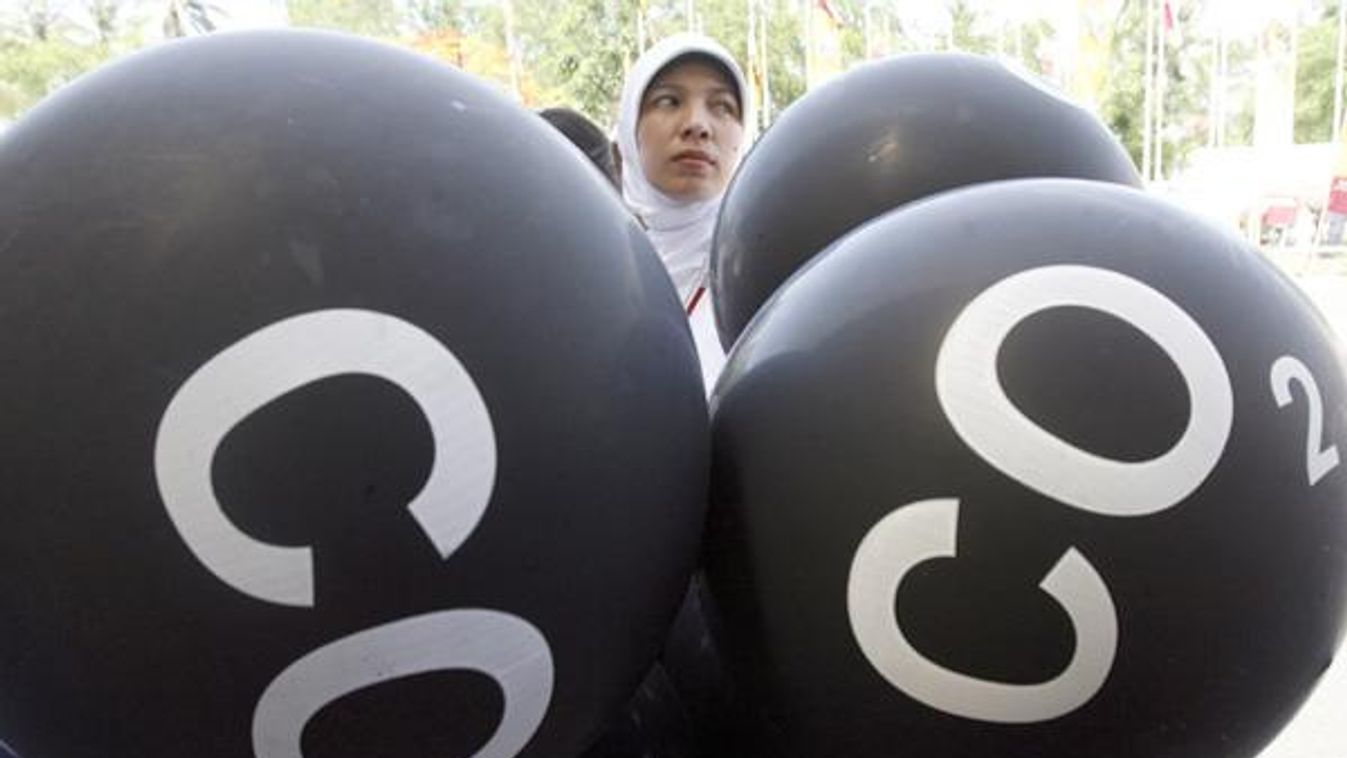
5, 0, 1347, 264
1, 1, 1344, 755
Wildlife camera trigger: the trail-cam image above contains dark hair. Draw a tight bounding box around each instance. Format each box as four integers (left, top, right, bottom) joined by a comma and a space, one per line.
538, 107, 619, 188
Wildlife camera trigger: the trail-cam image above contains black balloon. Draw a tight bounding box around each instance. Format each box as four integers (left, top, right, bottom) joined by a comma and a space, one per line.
578, 664, 697, 758
710, 52, 1141, 350
0, 30, 707, 757
657, 574, 761, 758
705, 179, 1347, 758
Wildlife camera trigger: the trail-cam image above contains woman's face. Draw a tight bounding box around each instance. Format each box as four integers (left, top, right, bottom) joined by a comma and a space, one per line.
636, 58, 744, 202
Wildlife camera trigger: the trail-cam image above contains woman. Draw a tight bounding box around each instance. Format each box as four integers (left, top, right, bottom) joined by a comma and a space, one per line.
615, 33, 752, 393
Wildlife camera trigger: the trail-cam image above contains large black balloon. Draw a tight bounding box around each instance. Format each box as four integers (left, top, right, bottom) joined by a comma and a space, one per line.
0, 30, 707, 757
705, 179, 1347, 758
710, 52, 1141, 350
578, 664, 697, 758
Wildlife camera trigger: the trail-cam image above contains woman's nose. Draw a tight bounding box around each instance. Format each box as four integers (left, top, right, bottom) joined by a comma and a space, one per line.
680, 106, 712, 139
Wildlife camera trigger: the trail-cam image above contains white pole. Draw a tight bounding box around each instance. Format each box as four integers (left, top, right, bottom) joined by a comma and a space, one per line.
1335, 0, 1345, 142
1219, 23, 1229, 146
1209, 24, 1219, 147
1142, 0, 1155, 181
865, 1, 873, 59
748, 0, 757, 121
805, 0, 814, 88
637, 0, 646, 53
504, 0, 521, 101
761, 0, 771, 126
1156, 1, 1167, 182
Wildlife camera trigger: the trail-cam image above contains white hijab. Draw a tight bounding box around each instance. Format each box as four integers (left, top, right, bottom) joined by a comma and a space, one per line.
615, 33, 752, 306
616, 34, 751, 394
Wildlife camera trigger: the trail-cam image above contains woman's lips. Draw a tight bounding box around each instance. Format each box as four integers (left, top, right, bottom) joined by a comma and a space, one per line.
673, 150, 716, 167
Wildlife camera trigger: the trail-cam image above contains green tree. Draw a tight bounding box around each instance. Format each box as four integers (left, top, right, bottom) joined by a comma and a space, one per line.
1295, 1, 1339, 142
162, 0, 219, 37
88, 0, 124, 44
762, 0, 804, 119
948, 0, 996, 53
826, 0, 866, 63
0, 0, 142, 119
17, 0, 61, 40
0, 37, 106, 117
405, 0, 465, 32
1160, 0, 1211, 172
1016, 17, 1056, 75
1217, 35, 1258, 146
286, 0, 401, 37
699, 0, 749, 65
1100, 3, 1144, 168
1100, 0, 1211, 177
514, 0, 638, 125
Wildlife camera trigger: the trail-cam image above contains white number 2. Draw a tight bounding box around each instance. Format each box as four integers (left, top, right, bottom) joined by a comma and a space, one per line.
1270, 355, 1341, 486
848, 266, 1234, 723
154, 309, 552, 758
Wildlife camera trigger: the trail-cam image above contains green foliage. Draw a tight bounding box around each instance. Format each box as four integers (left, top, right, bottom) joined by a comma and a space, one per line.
699, 0, 749, 63
763, 0, 804, 119
0, 39, 102, 118
1100, 0, 1145, 167
0, 0, 1340, 162
948, 0, 996, 53
162, 0, 219, 37
514, 0, 638, 126
1219, 37, 1257, 145
829, 0, 865, 62
1296, 3, 1339, 143
1102, 0, 1216, 177
1160, 0, 1210, 172
0, 0, 150, 119
287, 0, 401, 37
1016, 18, 1056, 71
406, 0, 465, 32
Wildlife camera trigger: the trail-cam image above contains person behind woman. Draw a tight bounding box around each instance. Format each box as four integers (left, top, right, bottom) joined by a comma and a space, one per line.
615, 33, 752, 393
538, 106, 620, 189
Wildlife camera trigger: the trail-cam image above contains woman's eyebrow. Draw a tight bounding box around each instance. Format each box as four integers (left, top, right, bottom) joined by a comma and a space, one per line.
646, 81, 687, 94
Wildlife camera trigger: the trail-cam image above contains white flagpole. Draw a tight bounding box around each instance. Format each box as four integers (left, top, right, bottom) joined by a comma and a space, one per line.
748, 0, 757, 123
1156, 0, 1167, 182
504, 0, 521, 101
637, 0, 646, 53
1209, 23, 1219, 147
761, 0, 771, 127
1143, 0, 1155, 181
1335, 0, 1345, 142
804, 0, 814, 88
864, 1, 873, 59
1218, 21, 1227, 146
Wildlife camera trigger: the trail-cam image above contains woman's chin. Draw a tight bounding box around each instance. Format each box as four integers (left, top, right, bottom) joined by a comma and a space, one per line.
660, 179, 721, 204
